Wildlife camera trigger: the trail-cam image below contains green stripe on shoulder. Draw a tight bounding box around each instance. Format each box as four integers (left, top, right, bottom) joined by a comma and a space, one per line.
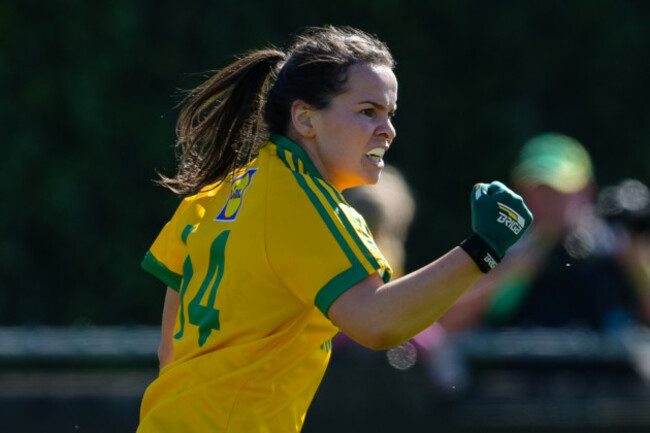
141, 251, 182, 291
311, 176, 381, 270
276, 149, 362, 269
274, 144, 390, 314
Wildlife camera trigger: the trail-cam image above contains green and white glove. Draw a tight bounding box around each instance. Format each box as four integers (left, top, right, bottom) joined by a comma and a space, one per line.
460, 181, 533, 273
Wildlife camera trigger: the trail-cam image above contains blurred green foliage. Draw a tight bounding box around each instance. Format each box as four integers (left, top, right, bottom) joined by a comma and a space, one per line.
2, 0, 649, 325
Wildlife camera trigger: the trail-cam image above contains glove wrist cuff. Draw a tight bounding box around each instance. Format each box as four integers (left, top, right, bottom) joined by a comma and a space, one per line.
460, 233, 501, 273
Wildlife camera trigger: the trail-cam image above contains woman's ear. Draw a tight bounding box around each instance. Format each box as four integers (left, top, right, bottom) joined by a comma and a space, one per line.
290, 100, 316, 138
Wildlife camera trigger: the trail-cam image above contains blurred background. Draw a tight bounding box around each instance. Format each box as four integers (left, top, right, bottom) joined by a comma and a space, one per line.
2, 0, 650, 431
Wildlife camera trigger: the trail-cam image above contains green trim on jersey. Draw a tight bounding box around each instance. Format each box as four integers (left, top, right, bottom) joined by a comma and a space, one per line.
276, 135, 388, 284
271, 134, 324, 180
181, 224, 196, 244
276, 147, 361, 260
312, 178, 384, 277
141, 251, 182, 291
314, 266, 371, 315
274, 135, 387, 315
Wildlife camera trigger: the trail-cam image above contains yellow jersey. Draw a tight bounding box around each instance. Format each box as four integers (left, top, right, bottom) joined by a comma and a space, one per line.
138, 135, 391, 432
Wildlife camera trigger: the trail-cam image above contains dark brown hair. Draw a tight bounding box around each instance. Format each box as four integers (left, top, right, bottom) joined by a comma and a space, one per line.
158, 26, 394, 196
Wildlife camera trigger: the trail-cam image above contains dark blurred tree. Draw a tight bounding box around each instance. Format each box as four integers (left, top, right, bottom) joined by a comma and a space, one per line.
1, 0, 649, 325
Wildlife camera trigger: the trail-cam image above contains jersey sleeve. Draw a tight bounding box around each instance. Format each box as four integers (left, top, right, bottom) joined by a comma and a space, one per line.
141, 198, 194, 291
266, 172, 392, 317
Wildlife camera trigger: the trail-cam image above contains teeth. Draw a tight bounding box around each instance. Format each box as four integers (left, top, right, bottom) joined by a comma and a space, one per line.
366, 148, 386, 158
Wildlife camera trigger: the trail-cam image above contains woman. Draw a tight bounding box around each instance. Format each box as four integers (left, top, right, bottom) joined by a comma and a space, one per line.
138, 25, 532, 432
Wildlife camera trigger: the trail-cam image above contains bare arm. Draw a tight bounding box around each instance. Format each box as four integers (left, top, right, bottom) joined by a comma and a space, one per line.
158, 287, 180, 369
328, 247, 482, 350
437, 275, 496, 331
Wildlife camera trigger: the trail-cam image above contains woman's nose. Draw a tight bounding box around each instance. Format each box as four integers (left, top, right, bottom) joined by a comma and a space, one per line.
377, 118, 396, 142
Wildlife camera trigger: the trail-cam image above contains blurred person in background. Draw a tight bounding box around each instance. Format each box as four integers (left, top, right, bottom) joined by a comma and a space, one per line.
597, 178, 650, 322
440, 133, 650, 332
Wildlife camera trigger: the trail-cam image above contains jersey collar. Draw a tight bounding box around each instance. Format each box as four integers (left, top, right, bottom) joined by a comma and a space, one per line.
270, 134, 324, 180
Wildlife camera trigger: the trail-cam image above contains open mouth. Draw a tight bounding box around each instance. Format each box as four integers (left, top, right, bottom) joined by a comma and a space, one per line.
366, 147, 386, 164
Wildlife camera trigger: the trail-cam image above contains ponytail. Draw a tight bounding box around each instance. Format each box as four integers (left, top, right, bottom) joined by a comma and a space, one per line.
158, 26, 394, 197
158, 49, 285, 196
